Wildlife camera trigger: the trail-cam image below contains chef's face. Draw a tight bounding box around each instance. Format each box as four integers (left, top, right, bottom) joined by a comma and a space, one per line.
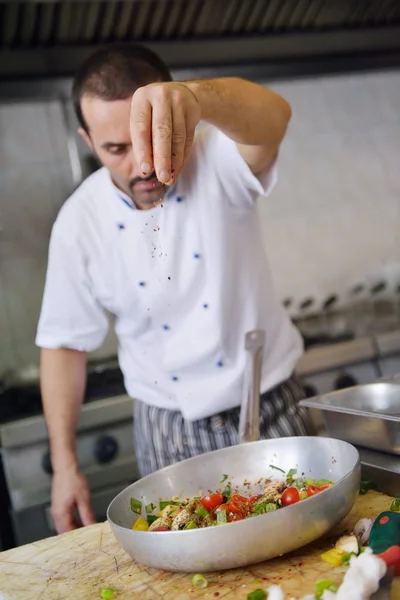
79, 95, 166, 210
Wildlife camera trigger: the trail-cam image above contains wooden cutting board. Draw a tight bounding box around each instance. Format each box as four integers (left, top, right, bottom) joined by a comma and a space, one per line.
0, 491, 399, 600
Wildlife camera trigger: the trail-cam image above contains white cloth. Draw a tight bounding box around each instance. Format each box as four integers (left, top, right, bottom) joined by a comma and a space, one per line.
36, 126, 303, 420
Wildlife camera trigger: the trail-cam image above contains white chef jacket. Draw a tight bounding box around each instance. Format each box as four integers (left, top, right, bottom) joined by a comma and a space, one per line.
36, 125, 303, 421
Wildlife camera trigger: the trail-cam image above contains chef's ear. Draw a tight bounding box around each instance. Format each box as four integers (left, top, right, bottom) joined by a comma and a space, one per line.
78, 127, 94, 152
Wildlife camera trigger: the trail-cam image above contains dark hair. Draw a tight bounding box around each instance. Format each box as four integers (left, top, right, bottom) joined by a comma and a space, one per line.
72, 43, 172, 131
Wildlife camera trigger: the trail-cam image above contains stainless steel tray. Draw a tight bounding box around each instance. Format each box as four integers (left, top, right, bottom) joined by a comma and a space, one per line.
300, 383, 400, 456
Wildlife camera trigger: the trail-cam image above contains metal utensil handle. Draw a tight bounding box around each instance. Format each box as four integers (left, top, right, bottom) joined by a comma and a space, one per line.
238, 330, 266, 444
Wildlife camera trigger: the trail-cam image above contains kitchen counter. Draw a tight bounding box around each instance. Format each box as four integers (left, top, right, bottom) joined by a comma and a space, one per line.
0, 491, 399, 599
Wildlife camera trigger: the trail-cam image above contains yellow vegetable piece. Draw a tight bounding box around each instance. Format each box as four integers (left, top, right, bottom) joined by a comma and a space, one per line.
320, 548, 345, 567
132, 516, 149, 531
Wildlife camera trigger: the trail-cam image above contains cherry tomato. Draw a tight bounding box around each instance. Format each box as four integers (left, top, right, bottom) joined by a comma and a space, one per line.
229, 513, 244, 522
282, 487, 300, 506
306, 485, 320, 497
152, 526, 170, 532
201, 493, 224, 512
227, 494, 251, 517
319, 483, 332, 491
249, 495, 259, 505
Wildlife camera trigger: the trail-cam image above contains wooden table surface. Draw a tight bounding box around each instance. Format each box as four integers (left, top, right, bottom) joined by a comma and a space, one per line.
0, 491, 399, 600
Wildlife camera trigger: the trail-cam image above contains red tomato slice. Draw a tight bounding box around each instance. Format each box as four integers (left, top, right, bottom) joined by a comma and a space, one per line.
282, 487, 300, 506
249, 495, 259, 505
227, 494, 251, 517
318, 483, 332, 491
201, 493, 224, 512
306, 485, 320, 497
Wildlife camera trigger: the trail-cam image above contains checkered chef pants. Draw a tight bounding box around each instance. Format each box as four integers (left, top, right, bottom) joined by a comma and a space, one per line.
133, 375, 312, 477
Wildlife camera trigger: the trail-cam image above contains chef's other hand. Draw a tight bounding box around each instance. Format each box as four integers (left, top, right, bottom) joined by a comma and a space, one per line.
130, 82, 201, 186
51, 467, 96, 534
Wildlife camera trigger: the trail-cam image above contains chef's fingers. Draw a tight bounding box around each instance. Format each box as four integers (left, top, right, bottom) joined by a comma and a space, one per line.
130, 93, 153, 177
152, 90, 173, 185
181, 109, 198, 173
77, 495, 96, 527
52, 507, 78, 534
170, 99, 186, 182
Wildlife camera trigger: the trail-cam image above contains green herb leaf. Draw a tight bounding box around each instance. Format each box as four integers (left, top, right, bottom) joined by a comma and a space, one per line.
222, 486, 231, 502
220, 474, 229, 483
287, 468, 297, 478
145, 503, 156, 514
247, 589, 267, 600
130, 498, 142, 514
192, 574, 208, 589
269, 465, 285, 474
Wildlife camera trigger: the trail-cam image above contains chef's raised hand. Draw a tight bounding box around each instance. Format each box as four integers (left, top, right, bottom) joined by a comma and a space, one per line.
130, 82, 201, 185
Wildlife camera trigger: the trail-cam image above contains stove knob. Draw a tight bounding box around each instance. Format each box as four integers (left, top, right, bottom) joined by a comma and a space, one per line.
42, 451, 53, 475
94, 436, 119, 464
303, 384, 318, 398
335, 373, 357, 390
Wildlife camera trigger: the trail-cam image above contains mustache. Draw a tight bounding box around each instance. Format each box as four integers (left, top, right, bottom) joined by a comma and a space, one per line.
129, 171, 160, 189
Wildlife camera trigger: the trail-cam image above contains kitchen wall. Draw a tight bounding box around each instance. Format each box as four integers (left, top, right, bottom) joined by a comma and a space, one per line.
0, 68, 399, 374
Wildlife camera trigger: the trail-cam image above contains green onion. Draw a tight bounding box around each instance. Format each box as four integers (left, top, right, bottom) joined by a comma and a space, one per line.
192, 574, 208, 589
159, 500, 184, 511
253, 502, 277, 514
390, 498, 400, 512
299, 490, 308, 500
217, 509, 227, 524
220, 474, 229, 483
222, 486, 231, 502
247, 589, 267, 600
341, 552, 357, 565
147, 515, 157, 525
359, 480, 376, 495
305, 478, 314, 485
100, 588, 115, 600
195, 505, 209, 518
315, 479, 330, 487
130, 498, 142, 514
294, 478, 305, 490
145, 503, 156, 514
315, 579, 338, 599
269, 464, 285, 473
184, 521, 198, 530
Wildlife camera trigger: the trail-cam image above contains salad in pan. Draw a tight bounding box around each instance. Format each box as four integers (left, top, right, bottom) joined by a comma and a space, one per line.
130, 467, 333, 532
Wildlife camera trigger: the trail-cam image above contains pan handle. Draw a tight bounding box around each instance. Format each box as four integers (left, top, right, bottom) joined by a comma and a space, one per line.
238, 330, 265, 444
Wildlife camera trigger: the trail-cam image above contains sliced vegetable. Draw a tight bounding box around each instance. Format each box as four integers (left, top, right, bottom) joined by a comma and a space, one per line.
306, 485, 320, 497
222, 485, 232, 502
318, 483, 332, 491
281, 487, 300, 506
247, 590, 267, 600
145, 503, 156, 514
184, 521, 198, 530
132, 516, 149, 531
305, 478, 314, 485
359, 480, 376, 495
147, 515, 158, 525
269, 465, 285, 473
354, 517, 374, 545
320, 548, 345, 566
253, 502, 277, 514
201, 493, 224, 512
195, 505, 209, 518
130, 497, 142, 514
220, 474, 229, 483
217, 509, 227, 524
227, 495, 251, 518
315, 479, 330, 487
341, 551, 357, 565
315, 579, 338, 599
390, 497, 400, 512
335, 534, 359, 555
159, 500, 184, 511
299, 490, 308, 500
192, 574, 208, 589
100, 588, 115, 600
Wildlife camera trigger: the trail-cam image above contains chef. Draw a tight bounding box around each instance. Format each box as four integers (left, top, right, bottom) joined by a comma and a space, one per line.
36, 42, 310, 534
